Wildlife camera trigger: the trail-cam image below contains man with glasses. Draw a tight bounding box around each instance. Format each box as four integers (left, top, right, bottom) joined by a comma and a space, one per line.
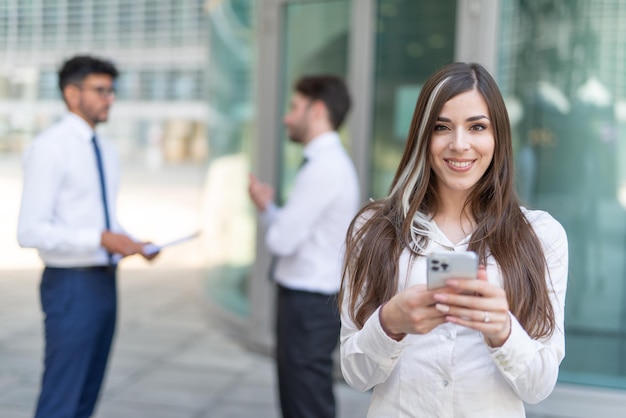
17, 55, 156, 418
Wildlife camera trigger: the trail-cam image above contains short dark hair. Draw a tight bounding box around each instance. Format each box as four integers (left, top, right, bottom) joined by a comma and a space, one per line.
294, 75, 351, 130
58, 55, 119, 92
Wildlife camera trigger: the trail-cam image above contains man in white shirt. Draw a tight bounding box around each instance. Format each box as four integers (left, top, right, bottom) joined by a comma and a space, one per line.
17, 55, 156, 418
249, 75, 360, 418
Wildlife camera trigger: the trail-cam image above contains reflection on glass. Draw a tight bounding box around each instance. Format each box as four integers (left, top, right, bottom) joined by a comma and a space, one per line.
370, 0, 456, 198
202, 0, 257, 317
499, 0, 626, 389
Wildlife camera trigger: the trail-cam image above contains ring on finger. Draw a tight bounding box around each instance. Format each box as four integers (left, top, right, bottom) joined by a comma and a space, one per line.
483, 311, 491, 323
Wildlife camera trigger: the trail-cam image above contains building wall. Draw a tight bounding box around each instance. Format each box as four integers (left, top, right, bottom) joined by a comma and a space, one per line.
0, 0, 209, 165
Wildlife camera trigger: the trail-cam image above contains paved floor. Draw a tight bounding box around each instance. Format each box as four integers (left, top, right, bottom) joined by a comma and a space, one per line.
0, 268, 371, 418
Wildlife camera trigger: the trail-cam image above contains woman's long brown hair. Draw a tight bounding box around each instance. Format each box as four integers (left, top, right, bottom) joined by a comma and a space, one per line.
339, 62, 555, 340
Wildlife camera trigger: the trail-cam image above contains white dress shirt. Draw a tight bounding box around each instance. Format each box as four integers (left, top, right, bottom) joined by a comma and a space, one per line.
17, 112, 122, 267
340, 208, 568, 417
262, 131, 360, 294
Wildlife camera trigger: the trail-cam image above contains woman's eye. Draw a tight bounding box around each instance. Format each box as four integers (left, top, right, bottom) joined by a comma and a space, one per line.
470, 124, 486, 131
434, 124, 448, 131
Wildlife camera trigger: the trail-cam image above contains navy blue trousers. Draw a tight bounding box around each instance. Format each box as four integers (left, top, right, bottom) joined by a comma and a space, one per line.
276, 285, 340, 418
35, 266, 117, 418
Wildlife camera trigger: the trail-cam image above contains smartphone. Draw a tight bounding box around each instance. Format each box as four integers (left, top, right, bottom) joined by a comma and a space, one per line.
426, 251, 478, 290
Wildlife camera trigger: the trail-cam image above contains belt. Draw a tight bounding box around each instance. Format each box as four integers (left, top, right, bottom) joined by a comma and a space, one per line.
277, 284, 337, 298
47, 265, 117, 273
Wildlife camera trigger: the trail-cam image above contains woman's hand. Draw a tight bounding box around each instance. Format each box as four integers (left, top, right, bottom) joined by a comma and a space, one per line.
379, 284, 451, 341
432, 265, 512, 347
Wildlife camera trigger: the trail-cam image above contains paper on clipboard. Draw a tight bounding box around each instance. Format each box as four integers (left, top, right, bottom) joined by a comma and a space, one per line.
142, 231, 201, 256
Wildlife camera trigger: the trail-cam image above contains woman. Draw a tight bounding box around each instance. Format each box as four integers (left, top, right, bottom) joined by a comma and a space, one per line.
339, 62, 568, 417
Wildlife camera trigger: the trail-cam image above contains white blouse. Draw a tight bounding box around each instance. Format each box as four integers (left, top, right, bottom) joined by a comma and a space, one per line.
340, 208, 568, 418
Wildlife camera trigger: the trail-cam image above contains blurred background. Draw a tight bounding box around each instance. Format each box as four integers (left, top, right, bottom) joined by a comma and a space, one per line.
2, 0, 626, 416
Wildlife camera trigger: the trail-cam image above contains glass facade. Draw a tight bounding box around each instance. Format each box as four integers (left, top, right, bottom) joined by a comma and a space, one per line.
0, 0, 208, 162
272, 0, 626, 397
498, 0, 626, 390
203, 0, 352, 319
204, 0, 626, 396
370, 0, 457, 198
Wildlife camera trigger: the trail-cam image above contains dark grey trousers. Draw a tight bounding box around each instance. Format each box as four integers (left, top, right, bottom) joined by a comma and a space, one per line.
276, 284, 340, 418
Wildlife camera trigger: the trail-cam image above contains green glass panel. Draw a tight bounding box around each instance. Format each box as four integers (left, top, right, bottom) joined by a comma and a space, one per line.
279, 0, 351, 203
498, 0, 626, 390
370, 0, 457, 198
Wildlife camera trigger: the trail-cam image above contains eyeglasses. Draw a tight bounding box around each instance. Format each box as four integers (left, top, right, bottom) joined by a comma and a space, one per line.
76, 85, 116, 99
